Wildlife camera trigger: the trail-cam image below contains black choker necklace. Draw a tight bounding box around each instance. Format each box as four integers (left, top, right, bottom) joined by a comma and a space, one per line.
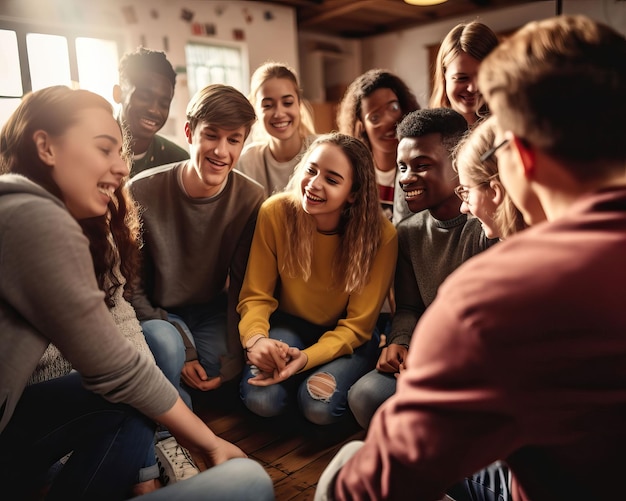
318, 228, 339, 235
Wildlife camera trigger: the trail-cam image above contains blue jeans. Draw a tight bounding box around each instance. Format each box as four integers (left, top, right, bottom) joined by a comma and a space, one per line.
141, 319, 190, 408
140, 458, 275, 501
0, 371, 155, 500
348, 368, 397, 429
240, 312, 379, 425
139, 319, 189, 482
168, 298, 228, 380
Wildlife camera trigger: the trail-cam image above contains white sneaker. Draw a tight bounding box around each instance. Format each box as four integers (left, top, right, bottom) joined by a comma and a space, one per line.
155, 437, 200, 485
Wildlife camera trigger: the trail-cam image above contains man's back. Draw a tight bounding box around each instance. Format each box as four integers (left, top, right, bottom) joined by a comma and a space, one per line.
367, 187, 626, 500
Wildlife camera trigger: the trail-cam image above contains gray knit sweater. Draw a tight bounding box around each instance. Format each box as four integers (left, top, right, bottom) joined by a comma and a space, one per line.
28, 268, 154, 385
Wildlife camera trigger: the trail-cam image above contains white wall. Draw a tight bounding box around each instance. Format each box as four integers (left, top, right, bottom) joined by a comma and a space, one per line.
359, 0, 626, 106
3, 0, 624, 142
0, 0, 299, 147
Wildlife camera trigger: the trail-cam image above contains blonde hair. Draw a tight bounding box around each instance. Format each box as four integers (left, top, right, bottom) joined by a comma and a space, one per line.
281, 133, 384, 293
248, 61, 316, 142
430, 22, 499, 115
454, 117, 525, 239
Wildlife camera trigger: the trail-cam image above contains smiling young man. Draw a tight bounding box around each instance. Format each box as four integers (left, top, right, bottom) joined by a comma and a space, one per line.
114, 47, 189, 177
129, 84, 264, 404
347, 107, 497, 430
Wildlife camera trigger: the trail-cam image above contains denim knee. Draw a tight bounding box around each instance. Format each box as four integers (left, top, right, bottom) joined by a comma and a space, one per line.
141, 320, 185, 383
348, 370, 396, 429
299, 373, 345, 425
241, 382, 289, 418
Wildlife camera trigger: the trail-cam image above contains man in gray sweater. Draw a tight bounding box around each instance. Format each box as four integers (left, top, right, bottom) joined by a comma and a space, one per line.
130, 84, 264, 400
348, 108, 496, 428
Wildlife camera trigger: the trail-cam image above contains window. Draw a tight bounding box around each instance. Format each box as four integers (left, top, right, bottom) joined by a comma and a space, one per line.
185, 42, 248, 97
0, 29, 22, 123
0, 21, 121, 128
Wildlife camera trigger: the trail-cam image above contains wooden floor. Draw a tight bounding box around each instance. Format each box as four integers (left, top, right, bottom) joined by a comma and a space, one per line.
189, 381, 366, 501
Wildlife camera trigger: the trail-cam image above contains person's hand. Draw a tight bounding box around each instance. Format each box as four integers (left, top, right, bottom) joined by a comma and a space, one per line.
376, 344, 408, 375
181, 360, 222, 391
193, 435, 247, 468
247, 347, 307, 386
245, 335, 290, 374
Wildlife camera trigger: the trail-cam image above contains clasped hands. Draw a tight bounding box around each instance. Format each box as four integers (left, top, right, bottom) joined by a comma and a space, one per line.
244, 335, 307, 386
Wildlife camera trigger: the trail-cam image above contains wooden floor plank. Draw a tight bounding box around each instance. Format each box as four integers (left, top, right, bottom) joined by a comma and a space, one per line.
189, 382, 363, 500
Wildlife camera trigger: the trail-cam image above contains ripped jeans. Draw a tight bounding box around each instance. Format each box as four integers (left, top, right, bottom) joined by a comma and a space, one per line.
240, 311, 379, 425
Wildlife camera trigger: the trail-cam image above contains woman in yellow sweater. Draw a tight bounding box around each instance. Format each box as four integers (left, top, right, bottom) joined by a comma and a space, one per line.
237, 132, 398, 425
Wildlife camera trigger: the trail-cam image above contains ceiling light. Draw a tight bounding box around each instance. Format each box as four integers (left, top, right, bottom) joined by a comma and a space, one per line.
404, 0, 448, 5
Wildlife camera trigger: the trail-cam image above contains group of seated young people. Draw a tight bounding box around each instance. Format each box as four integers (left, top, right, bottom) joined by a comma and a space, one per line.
0, 13, 624, 501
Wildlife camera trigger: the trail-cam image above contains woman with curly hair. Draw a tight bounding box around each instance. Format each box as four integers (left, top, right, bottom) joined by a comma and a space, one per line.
238, 133, 397, 425
337, 69, 420, 225
0, 85, 273, 500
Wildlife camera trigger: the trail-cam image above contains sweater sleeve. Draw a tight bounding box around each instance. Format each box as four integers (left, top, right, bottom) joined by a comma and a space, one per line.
333, 273, 520, 501
237, 200, 281, 346
302, 221, 398, 371
1, 197, 178, 418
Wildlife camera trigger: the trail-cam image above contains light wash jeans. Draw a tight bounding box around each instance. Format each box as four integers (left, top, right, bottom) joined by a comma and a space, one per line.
0, 371, 155, 500
347, 368, 397, 429
139, 319, 189, 482
141, 318, 190, 408
240, 312, 379, 425
140, 458, 275, 501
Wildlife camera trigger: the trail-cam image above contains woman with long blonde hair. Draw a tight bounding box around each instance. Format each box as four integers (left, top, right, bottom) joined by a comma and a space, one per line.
238, 132, 397, 425
430, 21, 499, 125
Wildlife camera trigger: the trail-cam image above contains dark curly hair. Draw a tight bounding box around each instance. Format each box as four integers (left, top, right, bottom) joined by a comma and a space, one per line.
396, 107, 468, 155
336, 69, 420, 152
119, 46, 177, 89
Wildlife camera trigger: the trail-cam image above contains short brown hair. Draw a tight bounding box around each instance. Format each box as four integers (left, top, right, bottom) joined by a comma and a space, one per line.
186, 84, 256, 139
479, 15, 626, 179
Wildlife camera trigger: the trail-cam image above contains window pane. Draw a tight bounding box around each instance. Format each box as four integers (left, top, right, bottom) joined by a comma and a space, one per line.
76, 37, 119, 106
185, 43, 245, 97
0, 29, 23, 97
26, 33, 71, 90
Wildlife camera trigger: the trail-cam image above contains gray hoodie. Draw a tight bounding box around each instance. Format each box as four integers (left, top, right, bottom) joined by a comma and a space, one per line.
0, 174, 177, 433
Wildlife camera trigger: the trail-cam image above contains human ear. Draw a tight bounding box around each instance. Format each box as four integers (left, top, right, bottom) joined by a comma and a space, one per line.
354, 119, 365, 140
112, 84, 122, 104
489, 179, 504, 206
512, 135, 536, 179
184, 122, 193, 145
33, 130, 55, 166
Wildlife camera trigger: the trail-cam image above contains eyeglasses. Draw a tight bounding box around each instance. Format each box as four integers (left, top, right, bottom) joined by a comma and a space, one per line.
454, 183, 488, 203
454, 173, 499, 203
364, 100, 401, 125
480, 138, 509, 163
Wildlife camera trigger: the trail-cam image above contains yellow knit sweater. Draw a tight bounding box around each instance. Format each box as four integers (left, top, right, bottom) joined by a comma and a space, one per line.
238, 194, 398, 372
